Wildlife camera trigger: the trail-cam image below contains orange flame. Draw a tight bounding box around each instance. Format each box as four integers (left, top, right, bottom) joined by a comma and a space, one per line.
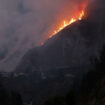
49, 10, 85, 38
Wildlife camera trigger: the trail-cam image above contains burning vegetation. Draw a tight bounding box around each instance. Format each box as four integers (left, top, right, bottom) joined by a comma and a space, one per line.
49, 10, 85, 38
41, 9, 86, 45
40, 1, 89, 45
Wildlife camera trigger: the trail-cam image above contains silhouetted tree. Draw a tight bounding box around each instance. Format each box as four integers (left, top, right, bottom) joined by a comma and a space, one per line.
11, 91, 23, 105
45, 96, 65, 105
45, 89, 76, 105
0, 74, 9, 105
65, 90, 75, 105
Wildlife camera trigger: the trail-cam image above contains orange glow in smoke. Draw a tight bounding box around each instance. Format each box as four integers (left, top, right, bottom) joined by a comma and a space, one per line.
49, 10, 85, 38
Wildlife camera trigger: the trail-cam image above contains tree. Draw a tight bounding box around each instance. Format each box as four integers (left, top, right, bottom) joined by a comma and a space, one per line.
0, 74, 8, 105
65, 90, 75, 105
11, 91, 23, 105
45, 96, 65, 105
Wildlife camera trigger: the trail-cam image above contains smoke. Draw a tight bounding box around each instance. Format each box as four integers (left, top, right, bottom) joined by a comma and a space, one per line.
85, 0, 105, 22
0, 0, 89, 71
85, 0, 105, 38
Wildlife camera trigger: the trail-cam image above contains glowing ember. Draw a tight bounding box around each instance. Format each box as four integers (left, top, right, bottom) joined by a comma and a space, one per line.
79, 11, 85, 20
49, 10, 85, 38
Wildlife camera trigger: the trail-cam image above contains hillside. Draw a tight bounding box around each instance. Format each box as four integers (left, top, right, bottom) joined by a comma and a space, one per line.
2, 0, 105, 104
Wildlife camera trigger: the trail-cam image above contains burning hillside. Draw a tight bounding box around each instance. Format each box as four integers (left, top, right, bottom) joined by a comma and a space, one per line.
5, 0, 105, 104
39, 1, 89, 45
49, 10, 85, 38
48, 1, 89, 38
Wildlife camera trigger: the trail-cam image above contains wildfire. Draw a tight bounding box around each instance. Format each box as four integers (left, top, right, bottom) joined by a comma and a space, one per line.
49, 10, 85, 38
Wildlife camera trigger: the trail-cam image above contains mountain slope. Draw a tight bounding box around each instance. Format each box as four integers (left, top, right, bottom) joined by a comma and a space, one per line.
15, 21, 98, 74
77, 46, 105, 105
15, 0, 105, 74
6, 0, 105, 104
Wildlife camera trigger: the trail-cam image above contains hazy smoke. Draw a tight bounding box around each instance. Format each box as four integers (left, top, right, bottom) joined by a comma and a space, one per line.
0, 0, 89, 71
85, 0, 105, 39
